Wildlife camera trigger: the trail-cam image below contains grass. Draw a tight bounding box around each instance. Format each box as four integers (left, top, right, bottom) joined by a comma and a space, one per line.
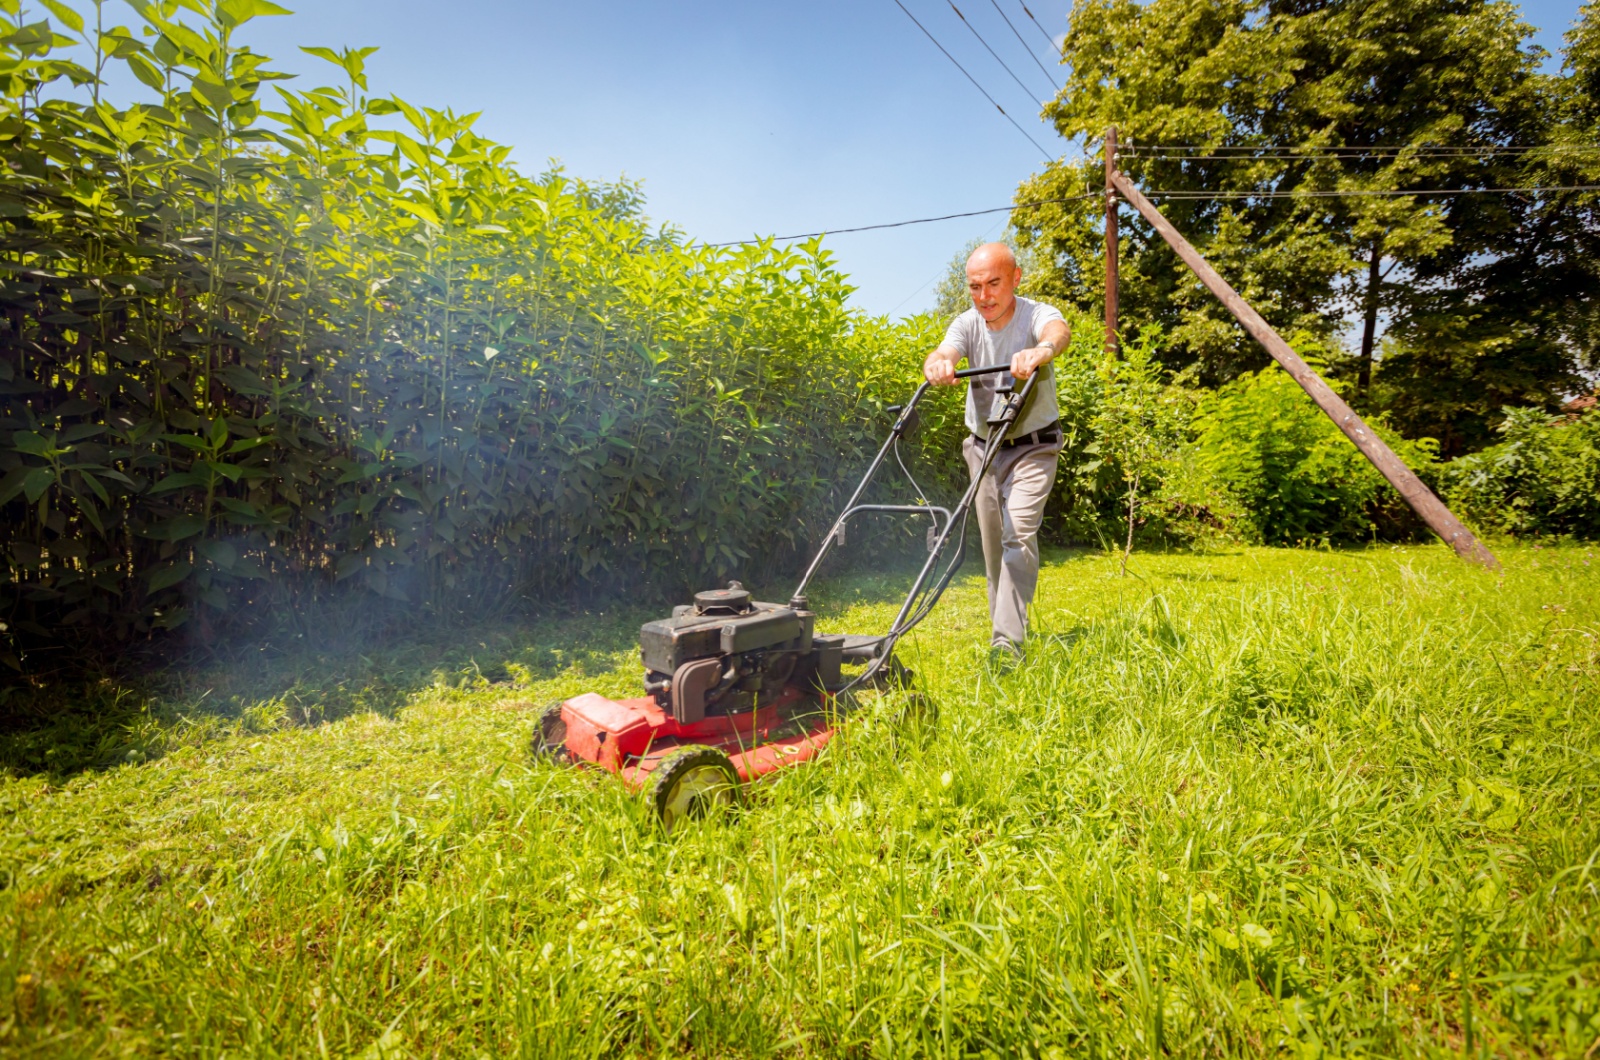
2, 542, 1598, 1057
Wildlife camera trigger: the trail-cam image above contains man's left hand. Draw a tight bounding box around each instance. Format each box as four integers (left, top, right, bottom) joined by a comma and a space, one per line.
1010, 345, 1053, 380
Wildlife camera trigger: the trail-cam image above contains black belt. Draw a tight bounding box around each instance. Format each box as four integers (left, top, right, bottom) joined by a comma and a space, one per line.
975, 419, 1061, 449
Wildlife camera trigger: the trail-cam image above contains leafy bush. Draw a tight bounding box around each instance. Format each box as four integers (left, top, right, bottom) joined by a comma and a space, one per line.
1187, 361, 1439, 545
1040, 320, 1241, 550
1439, 405, 1600, 538
0, 5, 936, 671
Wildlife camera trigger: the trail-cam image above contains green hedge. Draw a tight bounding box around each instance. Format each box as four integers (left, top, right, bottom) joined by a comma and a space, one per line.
0, 8, 942, 670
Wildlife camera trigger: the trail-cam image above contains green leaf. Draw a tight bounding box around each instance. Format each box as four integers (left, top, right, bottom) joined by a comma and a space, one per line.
216, 497, 263, 520
202, 460, 244, 482
124, 52, 168, 90
39, 0, 84, 33
157, 25, 208, 61
21, 467, 54, 503
392, 96, 427, 134
198, 539, 238, 569
191, 75, 233, 112
1239, 923, 1273, 950
149, 472, 207, 493
78, 468, 111, 505
147, 560, 193, 591
392, 199, 442, 227
216, 0, 293, 29
0, 468, 33, 505
11, 431, 55, 457
157, 515, 207, 541
72, 492, 105, 533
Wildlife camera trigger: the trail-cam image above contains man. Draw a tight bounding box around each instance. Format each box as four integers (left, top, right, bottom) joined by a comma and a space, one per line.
923, 243, 1069, 661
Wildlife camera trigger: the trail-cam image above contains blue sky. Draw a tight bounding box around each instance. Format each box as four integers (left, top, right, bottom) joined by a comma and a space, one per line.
63, 0, 1591, 317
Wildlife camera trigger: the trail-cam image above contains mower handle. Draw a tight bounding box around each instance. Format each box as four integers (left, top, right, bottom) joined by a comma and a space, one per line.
887, 364, 1018, 429
790, 365, 1043, 612
953, 363, 1017, 379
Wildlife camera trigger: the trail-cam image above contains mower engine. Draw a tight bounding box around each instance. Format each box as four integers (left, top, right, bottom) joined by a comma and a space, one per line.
533, 580, 866, 815
639, 582, 844, 723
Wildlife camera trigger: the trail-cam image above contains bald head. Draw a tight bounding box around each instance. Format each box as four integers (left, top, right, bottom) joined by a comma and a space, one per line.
964, 242, 1022, 327
967, 242, 1017, 273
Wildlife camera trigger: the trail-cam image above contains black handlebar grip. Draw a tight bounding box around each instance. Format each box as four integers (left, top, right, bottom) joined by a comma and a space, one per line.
953, 363, 1017, 379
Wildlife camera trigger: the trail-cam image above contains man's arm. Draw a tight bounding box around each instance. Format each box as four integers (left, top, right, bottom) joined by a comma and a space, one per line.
923, 343, 964, 386
1010, 318, 1070, 380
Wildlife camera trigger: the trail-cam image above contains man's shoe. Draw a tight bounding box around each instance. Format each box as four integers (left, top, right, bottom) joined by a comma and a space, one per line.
987, 641, 1023, 672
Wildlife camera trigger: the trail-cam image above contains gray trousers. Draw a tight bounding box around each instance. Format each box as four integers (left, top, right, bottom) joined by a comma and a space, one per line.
961, 435, 1062, 648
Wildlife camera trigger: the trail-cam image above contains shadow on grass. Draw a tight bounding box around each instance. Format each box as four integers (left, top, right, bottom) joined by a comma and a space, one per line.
0, 555, 940, 783
0, 602, 655, 782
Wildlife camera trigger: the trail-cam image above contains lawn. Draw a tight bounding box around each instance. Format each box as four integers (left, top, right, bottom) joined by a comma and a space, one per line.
2, 543, 1598, 1057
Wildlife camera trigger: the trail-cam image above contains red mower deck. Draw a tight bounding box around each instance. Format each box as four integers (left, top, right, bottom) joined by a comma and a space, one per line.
555, 690, 840, 787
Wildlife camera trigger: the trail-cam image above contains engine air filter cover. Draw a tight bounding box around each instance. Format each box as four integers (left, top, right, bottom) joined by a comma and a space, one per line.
695, 586, 752, 614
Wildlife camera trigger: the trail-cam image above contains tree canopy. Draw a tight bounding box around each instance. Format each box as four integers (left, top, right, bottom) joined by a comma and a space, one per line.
1013, 0, 1598, 453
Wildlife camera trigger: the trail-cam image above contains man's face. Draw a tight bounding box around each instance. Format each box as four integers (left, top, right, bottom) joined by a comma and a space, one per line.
966, 255, 1021, 325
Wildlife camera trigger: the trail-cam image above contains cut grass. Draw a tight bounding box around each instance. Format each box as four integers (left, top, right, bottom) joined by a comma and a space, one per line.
2, 543, 1598, 1057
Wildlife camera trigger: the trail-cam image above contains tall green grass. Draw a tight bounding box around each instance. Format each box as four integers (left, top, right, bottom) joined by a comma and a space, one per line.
3, 543, 1598, 1056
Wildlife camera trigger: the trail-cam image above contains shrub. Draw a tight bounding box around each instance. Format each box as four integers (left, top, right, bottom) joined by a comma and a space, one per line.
1187, 361, 1439, 545
1439, 405, 1600, 538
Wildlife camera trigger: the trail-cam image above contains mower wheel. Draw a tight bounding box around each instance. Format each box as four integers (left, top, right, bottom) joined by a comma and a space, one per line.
530, 702, 570, 763
648, 745, 740, 833
885, 657, 915, 690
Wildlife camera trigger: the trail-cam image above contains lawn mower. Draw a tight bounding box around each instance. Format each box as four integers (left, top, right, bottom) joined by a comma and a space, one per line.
532, 363, 1041, 830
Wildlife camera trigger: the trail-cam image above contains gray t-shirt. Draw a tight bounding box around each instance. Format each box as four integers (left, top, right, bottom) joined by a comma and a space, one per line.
941, 296, 1065, 438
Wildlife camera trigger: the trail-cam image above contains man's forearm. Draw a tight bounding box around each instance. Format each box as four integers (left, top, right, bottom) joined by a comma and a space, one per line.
1035, 320, 1070, 359
1010, 320, 1070, 380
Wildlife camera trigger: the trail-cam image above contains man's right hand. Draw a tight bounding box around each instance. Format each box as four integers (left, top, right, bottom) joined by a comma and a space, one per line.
924, 349, 959, 386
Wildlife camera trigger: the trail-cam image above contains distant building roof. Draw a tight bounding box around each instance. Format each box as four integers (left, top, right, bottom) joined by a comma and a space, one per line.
1562, 392, 1597, 415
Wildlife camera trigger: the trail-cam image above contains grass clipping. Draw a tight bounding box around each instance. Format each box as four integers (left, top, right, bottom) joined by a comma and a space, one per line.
2, 543, 1599, 1057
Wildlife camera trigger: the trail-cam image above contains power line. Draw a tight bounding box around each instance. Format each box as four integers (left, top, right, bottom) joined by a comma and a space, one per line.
890, 0, 1055, 161
947, 0, 1049, 105
885, 214, 1008, 316
1018, 1, 1057, 51
699, 182, 1598, 251
987, 0, 1061, 92
1126, 144, 1600, 157
1144, 184, 1600, 198
1132, 153, 1600, 161
702, 192, 1100, 249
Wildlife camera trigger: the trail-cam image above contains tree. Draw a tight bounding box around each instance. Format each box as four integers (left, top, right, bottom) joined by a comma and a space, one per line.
1378, 5, 1600, 453
932, 237, 986, 318
1012, 0, 1582, 450
1087, 327, 1188, 573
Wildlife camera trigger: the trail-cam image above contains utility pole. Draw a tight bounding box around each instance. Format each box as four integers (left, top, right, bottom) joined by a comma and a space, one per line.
1104, 126, 1119, 354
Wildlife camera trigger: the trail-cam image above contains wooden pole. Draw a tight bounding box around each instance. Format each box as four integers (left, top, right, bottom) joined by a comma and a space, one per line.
1104, 126, 1119, 354
1108, 169, 1500, 570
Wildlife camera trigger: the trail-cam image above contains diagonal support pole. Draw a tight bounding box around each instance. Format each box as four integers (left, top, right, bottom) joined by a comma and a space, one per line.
1107, 166, 1499, 570
1105, 126, 1119, 354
